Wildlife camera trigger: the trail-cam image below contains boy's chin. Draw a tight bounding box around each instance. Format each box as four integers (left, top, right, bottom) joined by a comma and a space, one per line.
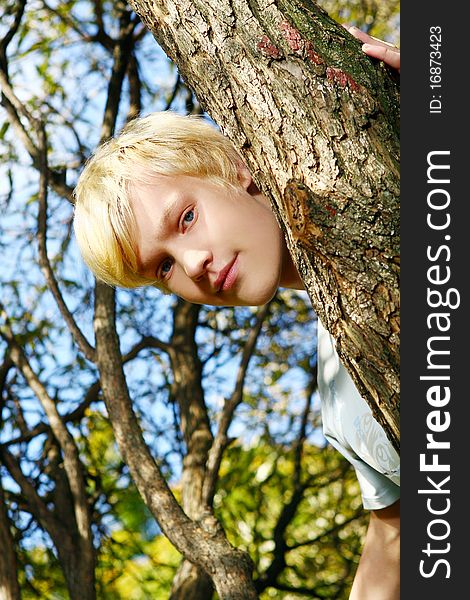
237, 284, 279, 307
180, 279, 280, 308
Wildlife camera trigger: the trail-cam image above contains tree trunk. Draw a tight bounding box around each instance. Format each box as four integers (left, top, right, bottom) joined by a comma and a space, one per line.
48, 459, 96, 600
93, 283, 258, 598
128, 0, 400, 450
169, 300, 214, 599
54, 537, 96, 600
0, 486, 21, 600
0, 444, 96, 600
170, 561, 213, 600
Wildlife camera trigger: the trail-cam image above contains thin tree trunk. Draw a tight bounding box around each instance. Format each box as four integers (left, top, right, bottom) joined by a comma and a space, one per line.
170, 561, 213, 600
128, 0, 400, 450
47, 454, 96, 600
0, 444, 96, 600
0, 486, 21, 600
169, 300, 214, 599
93, 283, 258, 598
54, 540, 96, 600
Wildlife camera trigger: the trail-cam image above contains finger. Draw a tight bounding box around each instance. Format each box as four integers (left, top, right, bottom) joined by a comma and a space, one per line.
345, 26, 397, 50
369, 35, 399, 49
362, 43, 400, 72
344, 25, 374, 45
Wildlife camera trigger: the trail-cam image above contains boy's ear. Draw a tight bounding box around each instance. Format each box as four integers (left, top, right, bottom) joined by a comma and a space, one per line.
236, 160, 253, 191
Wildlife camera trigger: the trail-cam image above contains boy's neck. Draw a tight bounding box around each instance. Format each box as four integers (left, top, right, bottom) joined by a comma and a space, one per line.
279, 240, 304, 290
249, 183, 304, 291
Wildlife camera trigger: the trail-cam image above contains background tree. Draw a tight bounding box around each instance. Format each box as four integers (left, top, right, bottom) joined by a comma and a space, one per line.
0, 0, 398, 597
0, 481, 21, 600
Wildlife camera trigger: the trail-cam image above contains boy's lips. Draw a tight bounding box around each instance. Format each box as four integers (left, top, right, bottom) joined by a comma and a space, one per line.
215, 255, 239, 292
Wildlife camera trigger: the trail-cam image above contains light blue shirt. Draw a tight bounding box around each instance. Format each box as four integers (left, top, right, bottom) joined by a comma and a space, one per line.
317, 320, 400, 510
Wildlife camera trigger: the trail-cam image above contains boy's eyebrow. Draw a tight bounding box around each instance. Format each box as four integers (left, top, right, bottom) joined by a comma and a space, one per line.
154, 196, 179, 240
137, 194, 181, 274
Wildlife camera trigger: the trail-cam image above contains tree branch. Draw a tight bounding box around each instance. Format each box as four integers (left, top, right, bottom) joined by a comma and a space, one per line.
202, 302, 270, 506
0, 445, 58, 538
0, 69, 75, 202
100, 2, 138, 141
164, 72, 181, 110
0, 306, 93, 557
0, 479, 21, 600
269, 581, 327, 599
292, 365, 317, 483
286, 506, 364, 551
36, 124, 96, 362
126, 51, 142, 122
1, 333, 167, 449
41, 0, 114, 50
2, 380, 100, 448
255, 384, 315, 592
0, 0, 27, 53
0, 355, 13, 397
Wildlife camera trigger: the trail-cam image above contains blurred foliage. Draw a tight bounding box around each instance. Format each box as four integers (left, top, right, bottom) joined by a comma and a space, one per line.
217, 439, 367, 598
318, 0, 400, 45
14, 419, 366, 599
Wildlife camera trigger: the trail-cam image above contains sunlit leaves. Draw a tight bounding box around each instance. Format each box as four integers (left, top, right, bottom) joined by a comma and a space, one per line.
216, 439, 367, 598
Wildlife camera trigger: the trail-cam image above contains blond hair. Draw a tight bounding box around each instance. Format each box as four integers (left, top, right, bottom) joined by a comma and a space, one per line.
73, 111, 241, 288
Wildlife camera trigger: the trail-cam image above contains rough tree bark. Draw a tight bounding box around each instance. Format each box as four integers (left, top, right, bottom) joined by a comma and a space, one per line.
128, 0, 400, 450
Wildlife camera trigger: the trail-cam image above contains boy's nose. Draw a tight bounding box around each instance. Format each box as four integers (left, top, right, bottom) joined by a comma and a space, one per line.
182, 249, 212, 281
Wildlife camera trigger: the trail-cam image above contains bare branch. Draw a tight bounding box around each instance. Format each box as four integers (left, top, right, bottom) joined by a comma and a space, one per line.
0, 68, 39, 157
126, 51, 142, 122
0, 69, 75, 202
123, 334, 170, 358
36, 124, 96, 362
93, 0, 106, 39
2, 380, 100, 448
202, 302, 271, 506
0, 305, 93, 555
287, 507, 364, 551
0, 445, 58, 537
292, 365, 317, 484
164, 72, 181, 111
0, 0, 27, 53
0, 355, 13, 397
100, 3, 138, 141
41, 0, 114, 50
1, 331, 168, 448
133, 22, 148, 42
256, 377, 342, 592
268, 581, 325, 599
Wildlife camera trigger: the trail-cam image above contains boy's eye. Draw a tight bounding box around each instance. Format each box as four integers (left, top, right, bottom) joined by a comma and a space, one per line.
160, 258, 173, 278
181, 208, 195, 229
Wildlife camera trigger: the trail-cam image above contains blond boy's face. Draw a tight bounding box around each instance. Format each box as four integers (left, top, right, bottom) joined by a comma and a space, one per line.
130, 174, 288, 306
